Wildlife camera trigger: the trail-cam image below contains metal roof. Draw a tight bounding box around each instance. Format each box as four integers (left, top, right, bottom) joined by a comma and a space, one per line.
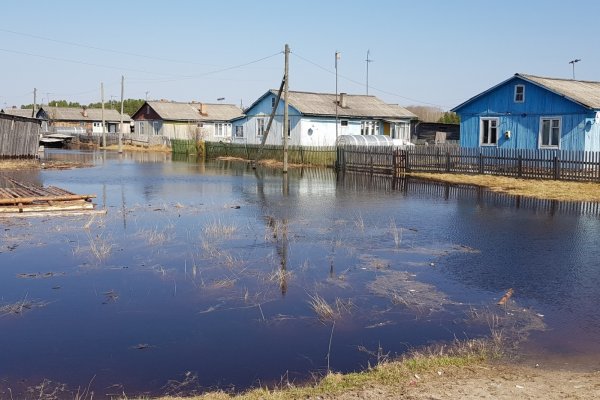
518, 74, 600, 109
247, 90, 416, 119
452, 73, 600, 112
39, 107, 131, 122
144, 101, 244, 121
1, 108, 36, 118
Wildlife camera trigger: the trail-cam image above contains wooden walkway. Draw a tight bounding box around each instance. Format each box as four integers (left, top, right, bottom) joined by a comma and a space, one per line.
0, 177, 97, 214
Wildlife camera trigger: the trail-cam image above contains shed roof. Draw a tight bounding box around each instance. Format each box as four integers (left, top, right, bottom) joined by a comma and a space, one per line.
140, 101, 243, 121
248, 90, 416, 119
1, 108, 36, 118
39, 107, 131, 122
452, 73, 600, 112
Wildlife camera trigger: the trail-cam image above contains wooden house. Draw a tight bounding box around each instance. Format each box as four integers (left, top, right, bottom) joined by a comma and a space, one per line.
36, 106, 130, 136
1, 108, 37, 118
231, 90, 416, 147
130, 101, 243, 143
452, 73, 600, 151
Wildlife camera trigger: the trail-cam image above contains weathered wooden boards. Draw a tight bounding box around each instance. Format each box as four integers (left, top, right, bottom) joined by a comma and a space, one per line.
0, 177, 97, 214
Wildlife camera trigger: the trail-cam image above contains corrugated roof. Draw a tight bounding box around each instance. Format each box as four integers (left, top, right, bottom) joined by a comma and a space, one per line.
146, 101, 243, 121
518, 74, 600, 109
41, 107, 130, 122
453, 73, 600, 112
1, 108, 36, 118
268, 90, 416, 118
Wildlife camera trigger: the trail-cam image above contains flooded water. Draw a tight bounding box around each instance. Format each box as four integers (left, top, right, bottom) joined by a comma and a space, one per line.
1, 150, 599, 398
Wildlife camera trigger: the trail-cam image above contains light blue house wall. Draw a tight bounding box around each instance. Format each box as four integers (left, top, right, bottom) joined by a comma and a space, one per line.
232, 93, 302, 146
454, 76, 600, 151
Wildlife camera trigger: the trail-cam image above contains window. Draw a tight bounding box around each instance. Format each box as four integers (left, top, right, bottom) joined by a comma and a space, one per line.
271, 97, 276, 108
480, 117, 498, 146
257, 118, 265, 136
394, 122, 410, 141
235, 125, 244, 138
341, 120, 348, 127
138, 122, 145, 135
361, 120, 376, 135
514, 85, 525, 103
215, 123, 225, 137
539, 117, 560, 148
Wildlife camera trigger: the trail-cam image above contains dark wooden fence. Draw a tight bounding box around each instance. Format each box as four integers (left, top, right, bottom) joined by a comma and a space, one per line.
337, 145, 600, 182
0, 114, 41, 158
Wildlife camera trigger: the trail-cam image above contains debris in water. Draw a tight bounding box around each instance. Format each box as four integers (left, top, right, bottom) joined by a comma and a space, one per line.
497, 288, 514, 305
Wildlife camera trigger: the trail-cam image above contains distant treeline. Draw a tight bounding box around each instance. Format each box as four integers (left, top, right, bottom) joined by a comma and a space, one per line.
405, 105, 459, 124
20, 99, 146, 117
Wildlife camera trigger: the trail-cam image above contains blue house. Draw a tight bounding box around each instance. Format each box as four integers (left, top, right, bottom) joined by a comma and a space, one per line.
232, 90, 416, 147
452, 74, 600, 151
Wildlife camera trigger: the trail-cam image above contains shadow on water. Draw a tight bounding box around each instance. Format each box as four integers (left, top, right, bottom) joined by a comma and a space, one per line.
1, 152, 599, 398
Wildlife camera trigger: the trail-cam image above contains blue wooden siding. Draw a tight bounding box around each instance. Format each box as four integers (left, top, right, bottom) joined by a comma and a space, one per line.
232, 92, 301, 145
456, 77, 597, 151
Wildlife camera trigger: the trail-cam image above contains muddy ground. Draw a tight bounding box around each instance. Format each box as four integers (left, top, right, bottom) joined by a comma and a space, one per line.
314, 364, 600, 400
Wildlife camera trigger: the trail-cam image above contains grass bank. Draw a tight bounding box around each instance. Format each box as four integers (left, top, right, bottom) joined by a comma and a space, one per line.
408, 172, 600, 202
145, 337, 501, 400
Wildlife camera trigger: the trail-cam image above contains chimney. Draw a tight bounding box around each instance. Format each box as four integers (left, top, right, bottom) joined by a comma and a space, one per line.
339, 92, 347, 108
82, 106, 88, 117
198, 103, 207, 116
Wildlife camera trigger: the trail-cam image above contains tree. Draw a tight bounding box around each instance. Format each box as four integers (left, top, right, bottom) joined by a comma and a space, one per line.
87, 99, 145, 117
405, 105, 445, 122
437, 112, 460, 124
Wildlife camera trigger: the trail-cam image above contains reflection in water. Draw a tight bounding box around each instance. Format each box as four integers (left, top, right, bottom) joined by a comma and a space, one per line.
1, 152, 599, 398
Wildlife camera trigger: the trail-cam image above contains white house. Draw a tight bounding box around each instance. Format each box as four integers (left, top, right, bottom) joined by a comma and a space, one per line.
231, 90, 416, 146
130, 101, 244, 142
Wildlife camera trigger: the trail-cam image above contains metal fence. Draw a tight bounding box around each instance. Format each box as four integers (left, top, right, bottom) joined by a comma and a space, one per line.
337, 145, 600, 182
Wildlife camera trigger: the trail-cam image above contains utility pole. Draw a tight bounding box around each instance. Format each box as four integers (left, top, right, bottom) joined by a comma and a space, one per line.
335, 51, 340, 141
32, 88, 37, 118
119, 75, 124, 153
283, 44, 290, 173
101, 82, 106, 147
366, 50, 374, 95
145, 91, 149, 101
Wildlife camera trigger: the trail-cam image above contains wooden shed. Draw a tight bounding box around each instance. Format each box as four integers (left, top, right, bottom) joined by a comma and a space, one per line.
0, 113, 41, 158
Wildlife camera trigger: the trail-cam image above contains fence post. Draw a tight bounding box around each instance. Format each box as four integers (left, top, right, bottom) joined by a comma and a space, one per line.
478, 152, 484, 174
405, 150, 410, 173
553, 155, 560, 180
518, 154, 522, 178
445, 151, 450, 172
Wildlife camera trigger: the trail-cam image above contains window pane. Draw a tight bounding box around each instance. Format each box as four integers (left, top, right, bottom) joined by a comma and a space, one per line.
541, 120, 550, 145
490, 125, 497, 144
551, 125, 559, 146
482, 120, 489, 144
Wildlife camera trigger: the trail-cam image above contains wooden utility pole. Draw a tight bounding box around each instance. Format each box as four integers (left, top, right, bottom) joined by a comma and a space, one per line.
32, 88, 37, 118
283, 44, 289, 173
119, 75, 124, 153
101, 82, 106, 147
253, 77, 285, 168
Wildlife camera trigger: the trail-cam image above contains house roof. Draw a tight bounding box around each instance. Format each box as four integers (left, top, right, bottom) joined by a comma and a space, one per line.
248, 90, 416, 119
141, 101, 244, 121
518, 74, 600, 109
39, 107, 131, 122
452, 73, 600, 112
1, 108, 36, 118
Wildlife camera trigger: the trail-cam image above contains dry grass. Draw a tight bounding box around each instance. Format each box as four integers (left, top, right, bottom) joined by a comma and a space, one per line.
0, 159, 40, 170
409, 172, 600, 202
307, 294, 353, 322
202, 219, 237, 239
101, 144, 172, 153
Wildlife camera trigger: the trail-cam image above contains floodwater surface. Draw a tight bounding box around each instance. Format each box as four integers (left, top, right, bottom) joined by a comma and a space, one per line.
1, 150, 599, 398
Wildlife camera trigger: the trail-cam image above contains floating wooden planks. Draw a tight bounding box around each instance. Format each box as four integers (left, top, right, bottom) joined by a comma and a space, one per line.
0, 177, 97, 215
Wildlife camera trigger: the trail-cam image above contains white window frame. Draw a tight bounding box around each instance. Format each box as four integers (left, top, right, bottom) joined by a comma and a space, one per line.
480, 117, 499, 146
539, 117, 561, 149
215, 123, 225, 138
256, 118, 265, 137
514, 84, 525, 103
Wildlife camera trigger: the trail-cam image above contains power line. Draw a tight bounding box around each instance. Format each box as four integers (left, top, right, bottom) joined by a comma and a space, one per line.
291, 51, 444, 108
0, 27, 219, 67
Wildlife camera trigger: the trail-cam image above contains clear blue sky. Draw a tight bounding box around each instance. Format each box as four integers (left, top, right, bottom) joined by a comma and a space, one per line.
1, 0, 597, 111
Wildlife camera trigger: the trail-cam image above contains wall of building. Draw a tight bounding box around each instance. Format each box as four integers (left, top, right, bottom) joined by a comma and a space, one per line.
457, 77, 593, 150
